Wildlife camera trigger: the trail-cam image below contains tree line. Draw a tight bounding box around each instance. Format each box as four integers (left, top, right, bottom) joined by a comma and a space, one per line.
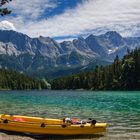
51, 48, 140, 90
0, 69, 47, 90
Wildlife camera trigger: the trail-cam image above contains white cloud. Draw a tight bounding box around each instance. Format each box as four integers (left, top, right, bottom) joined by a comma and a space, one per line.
0, 20, 16, 31
1, 0, 140, 39
7, 0, 57, 20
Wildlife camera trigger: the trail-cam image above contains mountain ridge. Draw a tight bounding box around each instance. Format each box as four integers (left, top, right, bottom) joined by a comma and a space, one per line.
0, 30, 140, 78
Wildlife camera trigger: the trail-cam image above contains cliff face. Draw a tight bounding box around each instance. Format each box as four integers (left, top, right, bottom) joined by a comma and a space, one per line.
0, 30, 139, 78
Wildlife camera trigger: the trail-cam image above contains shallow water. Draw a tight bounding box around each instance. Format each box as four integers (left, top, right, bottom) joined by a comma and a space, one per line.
0, 90, 140, 139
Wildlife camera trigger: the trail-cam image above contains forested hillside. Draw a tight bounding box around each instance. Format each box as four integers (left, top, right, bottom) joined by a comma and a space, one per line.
52, 48, 140, 90
0, 69, 47, 90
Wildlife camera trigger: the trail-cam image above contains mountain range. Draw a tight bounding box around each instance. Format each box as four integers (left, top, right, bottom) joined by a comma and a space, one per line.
0, 30, 140, 78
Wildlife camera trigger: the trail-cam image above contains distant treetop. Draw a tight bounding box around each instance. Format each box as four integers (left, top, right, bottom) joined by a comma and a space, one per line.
0, 0, 12, 16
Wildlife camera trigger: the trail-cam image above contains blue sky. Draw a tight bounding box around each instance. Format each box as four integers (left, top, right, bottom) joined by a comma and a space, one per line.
0, 0, 140, 41
42, 0, 83, 19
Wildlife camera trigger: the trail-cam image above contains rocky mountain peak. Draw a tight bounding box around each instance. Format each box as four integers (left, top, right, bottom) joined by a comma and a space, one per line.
0, 30, 140, 78
103, 31, 122, 40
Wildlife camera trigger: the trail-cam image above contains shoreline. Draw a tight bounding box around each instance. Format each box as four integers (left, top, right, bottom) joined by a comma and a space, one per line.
0, 131, 34, 140
0, 131, 105, 140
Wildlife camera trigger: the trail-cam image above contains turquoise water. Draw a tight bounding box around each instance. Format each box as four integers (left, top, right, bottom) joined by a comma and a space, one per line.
0, 90, 140, 139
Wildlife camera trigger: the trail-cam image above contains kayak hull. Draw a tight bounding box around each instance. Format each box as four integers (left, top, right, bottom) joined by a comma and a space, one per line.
0, 114, 107, 135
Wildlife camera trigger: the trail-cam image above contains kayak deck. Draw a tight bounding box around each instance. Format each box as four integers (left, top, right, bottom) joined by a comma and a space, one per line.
0, 114, 107, 135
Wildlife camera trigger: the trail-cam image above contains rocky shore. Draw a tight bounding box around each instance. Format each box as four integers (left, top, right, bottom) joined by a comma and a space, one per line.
0, 131, 34, 140
0, 131, 105, 140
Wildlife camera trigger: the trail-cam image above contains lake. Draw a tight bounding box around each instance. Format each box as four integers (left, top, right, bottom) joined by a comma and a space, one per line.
0, 90, 140, 139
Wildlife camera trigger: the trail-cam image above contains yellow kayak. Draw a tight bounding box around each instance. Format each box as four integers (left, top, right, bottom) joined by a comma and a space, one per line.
0, 114, 107, 135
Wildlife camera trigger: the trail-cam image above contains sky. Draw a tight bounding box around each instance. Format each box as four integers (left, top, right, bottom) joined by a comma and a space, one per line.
0, 0, 140, 41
